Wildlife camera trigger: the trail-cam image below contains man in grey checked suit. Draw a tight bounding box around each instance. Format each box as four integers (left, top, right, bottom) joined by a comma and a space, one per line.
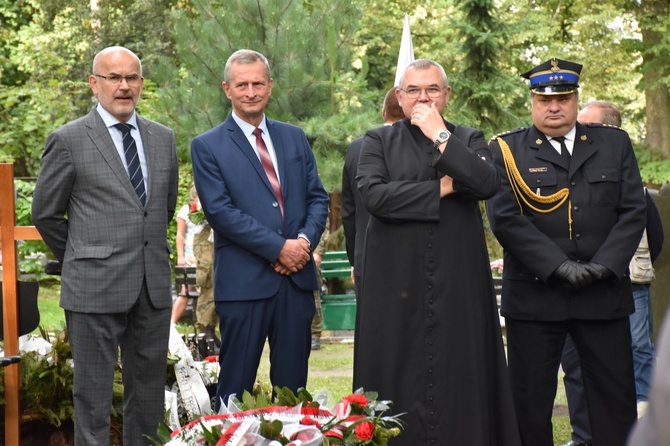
32, 46, 178, 445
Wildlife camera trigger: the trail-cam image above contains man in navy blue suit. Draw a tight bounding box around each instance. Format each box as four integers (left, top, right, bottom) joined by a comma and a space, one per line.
191, 49, 329, 410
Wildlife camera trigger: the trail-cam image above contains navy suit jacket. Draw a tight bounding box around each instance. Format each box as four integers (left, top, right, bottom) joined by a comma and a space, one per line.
191, 114, 329, 301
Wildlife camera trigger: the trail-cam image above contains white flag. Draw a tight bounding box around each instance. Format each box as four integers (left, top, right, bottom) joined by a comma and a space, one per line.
394, 14, 415, 87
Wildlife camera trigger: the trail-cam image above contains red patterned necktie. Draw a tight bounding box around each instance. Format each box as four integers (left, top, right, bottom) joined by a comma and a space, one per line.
253, 127, 284, 218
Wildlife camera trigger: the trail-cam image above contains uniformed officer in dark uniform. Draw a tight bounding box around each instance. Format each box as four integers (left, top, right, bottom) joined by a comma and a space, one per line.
486, 58, 647, 446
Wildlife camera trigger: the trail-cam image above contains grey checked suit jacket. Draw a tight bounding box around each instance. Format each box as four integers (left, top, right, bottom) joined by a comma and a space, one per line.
32, 108, 179, 313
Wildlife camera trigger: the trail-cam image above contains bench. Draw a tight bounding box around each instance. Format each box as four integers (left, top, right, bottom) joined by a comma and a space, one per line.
319, 251, 356, 331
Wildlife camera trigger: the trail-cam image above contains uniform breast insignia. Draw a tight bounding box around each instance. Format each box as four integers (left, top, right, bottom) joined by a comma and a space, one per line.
535, 138, 543, 145
580, 135, 587, 141
529, 167, 548, 173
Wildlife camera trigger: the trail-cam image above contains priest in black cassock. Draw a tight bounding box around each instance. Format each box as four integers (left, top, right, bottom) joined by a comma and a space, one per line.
354, 58, 521, 446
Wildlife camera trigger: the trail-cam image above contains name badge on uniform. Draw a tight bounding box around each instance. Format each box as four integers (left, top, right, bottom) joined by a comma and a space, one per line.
529, 167, 548, 173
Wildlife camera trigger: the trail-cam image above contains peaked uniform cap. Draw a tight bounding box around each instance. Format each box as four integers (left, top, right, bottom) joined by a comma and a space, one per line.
521, 58, 583, 95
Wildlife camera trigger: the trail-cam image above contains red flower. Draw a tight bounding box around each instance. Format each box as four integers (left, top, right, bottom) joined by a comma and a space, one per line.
300, 417, 321, 428
343, 394, 368, 407
354, 421, 375, 441
190, 197, 200, 212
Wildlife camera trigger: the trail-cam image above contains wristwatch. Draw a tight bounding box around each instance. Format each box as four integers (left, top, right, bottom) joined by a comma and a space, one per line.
434, 129, 451, 149
297, 232, 311, 250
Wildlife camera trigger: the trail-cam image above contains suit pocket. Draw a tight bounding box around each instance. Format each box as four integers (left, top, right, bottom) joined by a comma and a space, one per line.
72, 245, 114, 259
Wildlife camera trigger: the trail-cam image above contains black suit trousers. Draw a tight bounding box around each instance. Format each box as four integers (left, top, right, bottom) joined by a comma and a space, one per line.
506, 317, 636, 446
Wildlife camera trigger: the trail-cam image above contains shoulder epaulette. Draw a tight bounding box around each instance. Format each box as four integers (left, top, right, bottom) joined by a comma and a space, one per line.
584, 122, 625, 131
490, 126, 527, 141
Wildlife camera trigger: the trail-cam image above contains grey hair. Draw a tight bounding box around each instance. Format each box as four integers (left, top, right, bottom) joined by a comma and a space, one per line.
224, 50, 271, 84
581, 100, 622, 127
398, 59, 449, 88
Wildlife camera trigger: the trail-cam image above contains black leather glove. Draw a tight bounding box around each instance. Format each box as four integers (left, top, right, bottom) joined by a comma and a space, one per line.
553, 260, 593, 290
583, 262, 614, 280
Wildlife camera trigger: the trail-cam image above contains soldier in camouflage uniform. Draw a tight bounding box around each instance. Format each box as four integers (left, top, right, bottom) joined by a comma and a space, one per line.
193, 222, 219, 348
311, 216, 330, 350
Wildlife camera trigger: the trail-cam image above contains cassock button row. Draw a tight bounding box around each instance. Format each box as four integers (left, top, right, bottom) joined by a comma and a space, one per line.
428, 243, 433, 248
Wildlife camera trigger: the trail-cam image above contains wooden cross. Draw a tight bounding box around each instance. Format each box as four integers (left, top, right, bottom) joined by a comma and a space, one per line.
1, 163, 41, 446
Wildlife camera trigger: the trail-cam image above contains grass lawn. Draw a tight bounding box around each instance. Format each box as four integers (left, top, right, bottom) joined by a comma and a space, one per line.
31, 281, 572, 442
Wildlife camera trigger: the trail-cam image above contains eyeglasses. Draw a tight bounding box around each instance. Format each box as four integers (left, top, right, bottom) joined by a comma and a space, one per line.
93, 74, 143, 87
400, 86, 446, 99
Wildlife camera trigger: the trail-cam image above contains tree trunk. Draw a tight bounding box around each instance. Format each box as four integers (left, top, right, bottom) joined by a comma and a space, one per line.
641, 0, 670, 157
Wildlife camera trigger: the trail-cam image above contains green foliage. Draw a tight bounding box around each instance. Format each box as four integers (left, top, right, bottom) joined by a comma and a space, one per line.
14, 179, 52, 280
151, 0, 366, 170
0, 328, 123, 430
635, 143, 670, 186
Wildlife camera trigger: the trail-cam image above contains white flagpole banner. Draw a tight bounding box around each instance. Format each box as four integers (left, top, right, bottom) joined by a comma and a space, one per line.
394, 14, 415, 87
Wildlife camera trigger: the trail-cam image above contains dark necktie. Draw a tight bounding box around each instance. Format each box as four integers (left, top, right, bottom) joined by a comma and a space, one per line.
554, 136, 571, 166
253, 127, 284, 218
115, 123, 146, 206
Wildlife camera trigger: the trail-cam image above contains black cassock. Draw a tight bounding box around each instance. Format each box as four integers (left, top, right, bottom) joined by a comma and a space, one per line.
354, 118, 521, 446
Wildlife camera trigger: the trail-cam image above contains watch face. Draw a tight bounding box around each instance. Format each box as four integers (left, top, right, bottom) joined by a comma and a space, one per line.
438, 131, 450, 141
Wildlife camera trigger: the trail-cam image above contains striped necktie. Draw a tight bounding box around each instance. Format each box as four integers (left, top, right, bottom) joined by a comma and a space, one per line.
115, 123, 146, 206
253, 127, 284, 218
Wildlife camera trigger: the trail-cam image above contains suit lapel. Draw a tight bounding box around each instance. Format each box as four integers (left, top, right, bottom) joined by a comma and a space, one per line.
266, 119, 287, 198
137, 116, 154, 206
569, 123, 597, 177
225, 116, 276, 197
85, 108, 144, 208
530, 126, 569, 171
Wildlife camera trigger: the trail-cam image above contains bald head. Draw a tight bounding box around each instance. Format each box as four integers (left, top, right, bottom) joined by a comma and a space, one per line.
92, 46, 142, 77
578, 100, 621, 127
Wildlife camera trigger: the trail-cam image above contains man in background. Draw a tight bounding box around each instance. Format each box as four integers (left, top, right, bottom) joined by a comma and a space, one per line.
310, 215, 329, 351
191, 49, 329, 410
32, 46, 178, 445
559, 100, 664, 446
